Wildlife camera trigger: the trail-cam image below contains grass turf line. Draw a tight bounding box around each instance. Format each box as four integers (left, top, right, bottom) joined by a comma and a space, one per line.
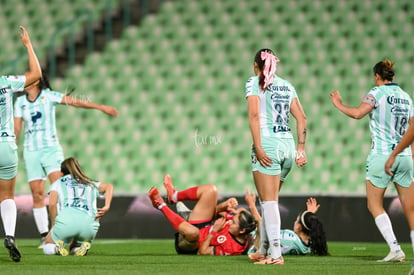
0, 239, 410, 275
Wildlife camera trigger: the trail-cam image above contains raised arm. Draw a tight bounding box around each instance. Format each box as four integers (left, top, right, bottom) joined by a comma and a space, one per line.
19, 26, 41, 87
330, 90, 373, 119
61, 95, 119, 117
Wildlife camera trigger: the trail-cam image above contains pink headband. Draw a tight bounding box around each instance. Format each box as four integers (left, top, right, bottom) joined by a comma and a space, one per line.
261, 51, 280, 89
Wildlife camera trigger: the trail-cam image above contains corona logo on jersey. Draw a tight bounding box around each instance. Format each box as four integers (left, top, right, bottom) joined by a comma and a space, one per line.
216, 235, 227, 244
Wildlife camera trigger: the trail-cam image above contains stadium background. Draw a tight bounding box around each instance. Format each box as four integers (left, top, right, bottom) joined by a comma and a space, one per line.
0, 0, 413, 241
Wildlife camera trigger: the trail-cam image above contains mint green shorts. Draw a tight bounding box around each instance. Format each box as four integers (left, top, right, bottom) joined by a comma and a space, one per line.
366, 154, 413, 188
251, 137, 295, 180
23, 146, 64, 182
51, 207, 100, 245
0, 142, 18, 180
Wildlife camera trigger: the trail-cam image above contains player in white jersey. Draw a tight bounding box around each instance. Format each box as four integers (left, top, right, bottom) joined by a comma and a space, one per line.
43, 157, 113, 256
330, 59, 414, 262
245, 190, 327, 258
0, 26, 41, 262
245, 48, 307, 265
14, 73, 118, 247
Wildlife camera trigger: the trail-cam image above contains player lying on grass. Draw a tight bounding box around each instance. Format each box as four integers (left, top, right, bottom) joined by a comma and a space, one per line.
42, 157, 113, 256
148, 175, 257, 256
245, 189, 328, 259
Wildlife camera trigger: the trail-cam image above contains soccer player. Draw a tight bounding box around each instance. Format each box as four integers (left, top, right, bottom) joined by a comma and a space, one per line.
148, 175, 257, 256
42, 157, 113, 256
245, 48, 307, 264
245, 189, 328, 258
0, 26, 41, 262
330, 59, 414, 262
14, 74, 118, 247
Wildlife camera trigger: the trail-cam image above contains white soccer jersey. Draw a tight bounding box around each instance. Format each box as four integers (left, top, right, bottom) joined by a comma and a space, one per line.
14, 89, 64, 151
245, 75, 298, 138
49, 174, 102, 218
363, 83, 414, 155
0, 75, 26, 142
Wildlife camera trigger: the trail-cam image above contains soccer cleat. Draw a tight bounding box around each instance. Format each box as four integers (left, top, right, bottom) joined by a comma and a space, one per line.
55, 240, 68, 256
149, 187, 166, 209
377, 250, 405, 262
254, 256, 284, 265
163, 174, 177, 204
75, 242, 91, 256
248, 252, 266, 262
4, 236, 21, 262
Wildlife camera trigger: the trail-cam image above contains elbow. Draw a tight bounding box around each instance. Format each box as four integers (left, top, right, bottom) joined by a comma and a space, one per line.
351, 113, 364, 119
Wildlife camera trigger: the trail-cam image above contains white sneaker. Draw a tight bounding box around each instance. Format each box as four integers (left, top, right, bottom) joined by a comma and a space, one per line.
377, 250, 405, 262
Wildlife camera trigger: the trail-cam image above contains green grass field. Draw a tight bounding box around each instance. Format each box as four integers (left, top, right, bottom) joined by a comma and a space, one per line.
0, 239, 412, 275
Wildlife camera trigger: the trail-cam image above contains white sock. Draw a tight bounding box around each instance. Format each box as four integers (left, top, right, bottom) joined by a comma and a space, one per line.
43, 243, 56, 255
410, 230, 414, 254
258, 202, 269, 255
172, 192, 178, 202
375, 213, 401, 252
33, 207, 49, 235
262, 201, 281, 259
1, 199, 16, 237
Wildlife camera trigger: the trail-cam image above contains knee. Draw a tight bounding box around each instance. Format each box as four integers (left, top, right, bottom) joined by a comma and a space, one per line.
204, 184, 218, 197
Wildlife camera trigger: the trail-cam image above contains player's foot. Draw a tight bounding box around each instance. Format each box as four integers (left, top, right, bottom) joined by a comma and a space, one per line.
248, 252, 266, 261
75, 242, 91, 256
377, 250, 405, 262
408, 263, 414, 275
55, 240, 68, 256
254, 256, 284, 265
163, 174, 177, 204
149, 187, 166, 209
4, 236, 21, 262
38, 236, 46, 249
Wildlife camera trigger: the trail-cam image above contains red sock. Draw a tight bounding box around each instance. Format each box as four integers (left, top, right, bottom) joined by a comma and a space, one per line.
177, 186, 198, 201
160, 205, 185, 231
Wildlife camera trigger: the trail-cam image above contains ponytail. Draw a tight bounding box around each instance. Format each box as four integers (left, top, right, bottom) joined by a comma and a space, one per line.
254, 48, 280, 91
300, 211, 328, 256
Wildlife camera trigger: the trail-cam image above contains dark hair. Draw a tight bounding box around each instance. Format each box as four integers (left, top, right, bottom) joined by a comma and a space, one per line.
38, 70, 53, 90
299, 211, 328, 256
254, 48, 275, 91
373, 59, 395, 81
238, 210, 257, 236
61, 157, 97, 185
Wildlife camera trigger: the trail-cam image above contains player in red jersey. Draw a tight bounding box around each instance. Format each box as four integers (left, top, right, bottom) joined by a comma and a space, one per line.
148, 175, 257, 255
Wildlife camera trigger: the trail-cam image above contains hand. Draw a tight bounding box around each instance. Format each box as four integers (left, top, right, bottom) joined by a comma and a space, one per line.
95, 205, 110, 220
19, 26, 32, 48
384, 155, 395, 176
245, 188, 256, 207
101, 105, 119, 117
224, 198, 238, 212
212, 217, 227, 233
306, 197, 320, 213
295, 150, 307, 167
329, 90, 342, 107
255, 147, 273, 168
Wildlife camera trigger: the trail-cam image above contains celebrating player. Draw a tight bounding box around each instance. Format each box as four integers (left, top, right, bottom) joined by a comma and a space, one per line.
330, 59, 414, 262
0, 26, 41, 262
148, 174, 257, 256
14, 73, 118, 247
42, 157, 113, 256
245, 48, 307, 264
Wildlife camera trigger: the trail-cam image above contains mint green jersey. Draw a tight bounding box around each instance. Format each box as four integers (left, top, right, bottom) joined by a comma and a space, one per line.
0, 75, 26, 142
363, 83, 414, 155
245, 75, 298, 138
14, 89, 64, 151
49, 174, 102, 218
280, 229, 311, 255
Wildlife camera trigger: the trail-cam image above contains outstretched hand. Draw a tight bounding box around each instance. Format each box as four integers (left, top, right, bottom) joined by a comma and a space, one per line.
306, 197, 320, 213
244, 188, 256, 207
19, 26, 32, 48
101, 105, 119, 117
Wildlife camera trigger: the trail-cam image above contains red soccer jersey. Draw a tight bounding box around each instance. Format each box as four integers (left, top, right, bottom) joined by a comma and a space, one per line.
198, 223, 248, 256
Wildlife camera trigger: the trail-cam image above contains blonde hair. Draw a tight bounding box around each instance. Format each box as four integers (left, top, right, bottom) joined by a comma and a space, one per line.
61, 157, 96, 185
